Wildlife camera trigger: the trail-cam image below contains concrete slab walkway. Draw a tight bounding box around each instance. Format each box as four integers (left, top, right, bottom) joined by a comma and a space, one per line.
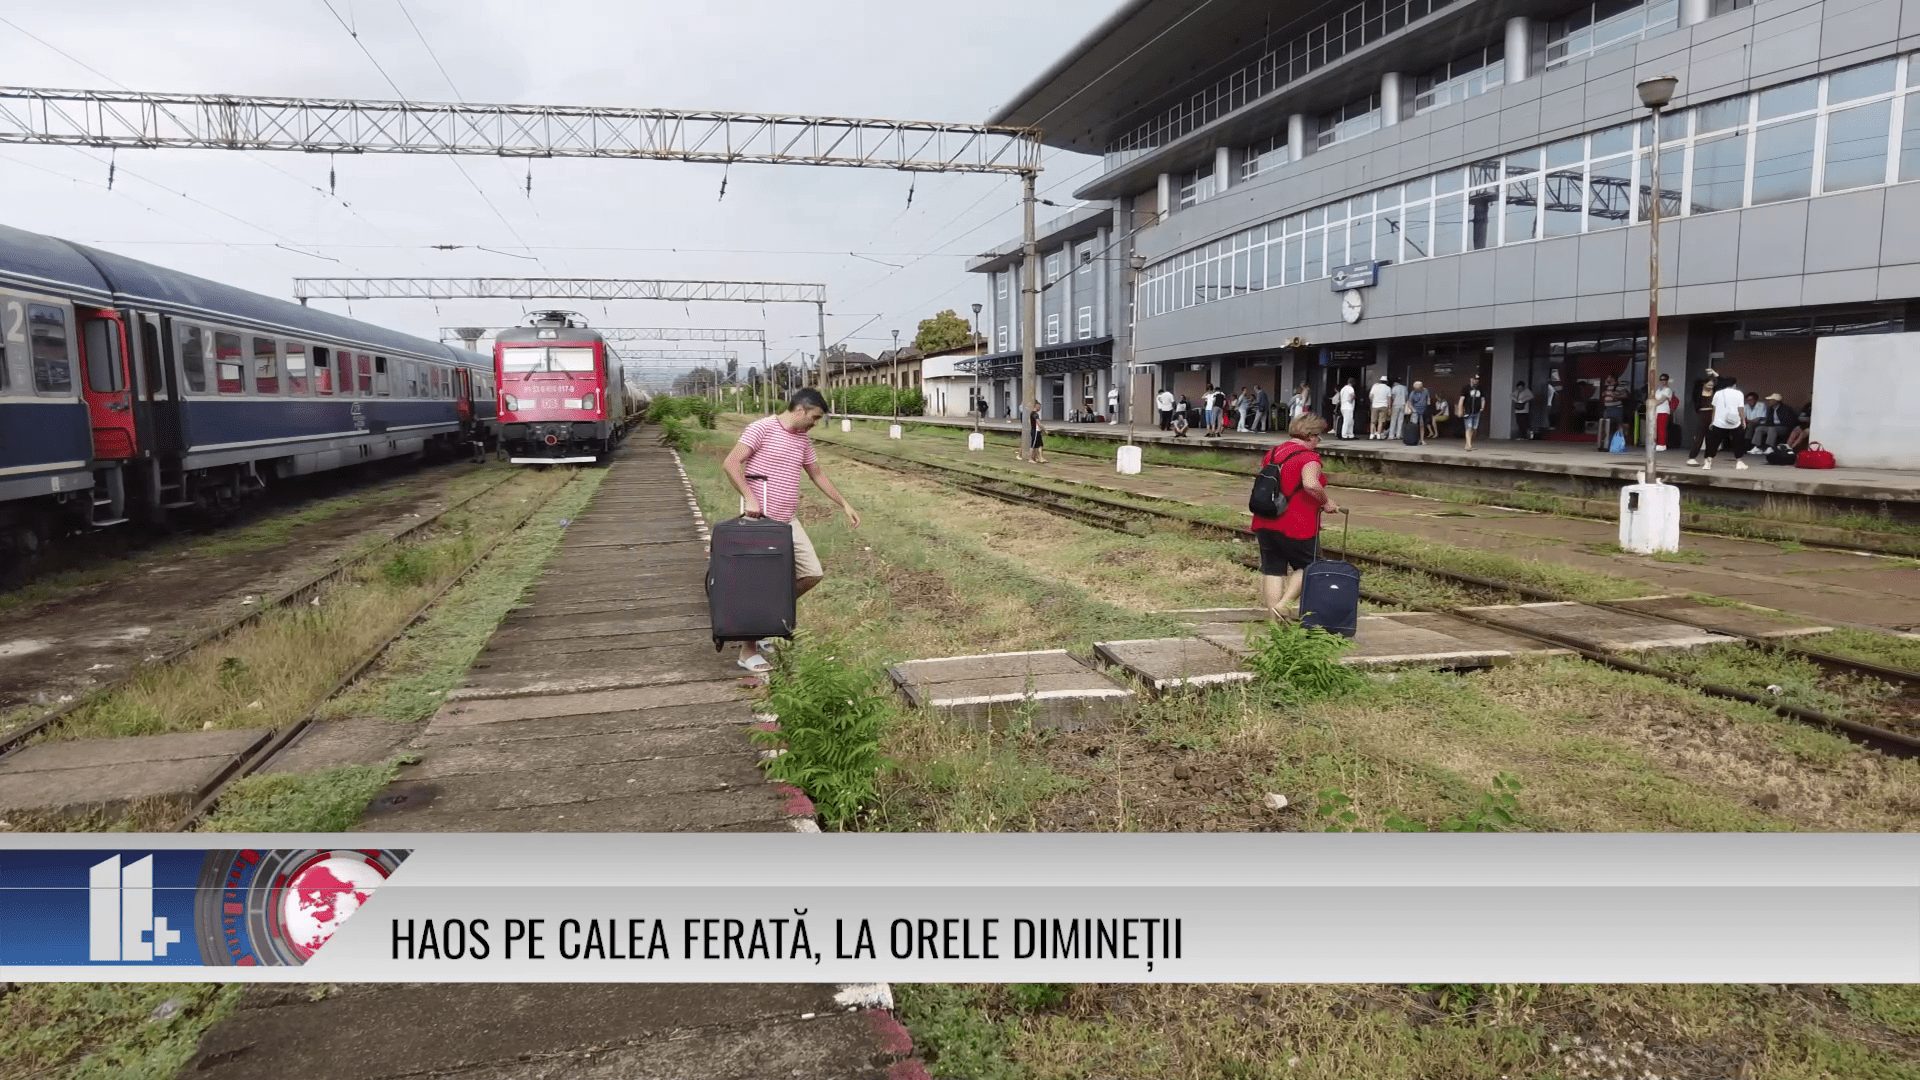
179, 440, 923, 1079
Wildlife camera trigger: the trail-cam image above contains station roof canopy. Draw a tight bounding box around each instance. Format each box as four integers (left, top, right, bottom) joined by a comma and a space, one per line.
988, 0, 1301, 154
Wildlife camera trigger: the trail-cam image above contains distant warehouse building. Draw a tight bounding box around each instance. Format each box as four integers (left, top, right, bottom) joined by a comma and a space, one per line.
987, 0, 1920, 441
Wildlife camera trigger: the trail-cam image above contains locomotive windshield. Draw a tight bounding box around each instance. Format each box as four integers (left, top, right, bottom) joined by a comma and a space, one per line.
501, 346, 596, 374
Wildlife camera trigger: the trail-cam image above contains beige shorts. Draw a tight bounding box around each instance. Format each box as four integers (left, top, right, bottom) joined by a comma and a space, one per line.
1371, 407, 1391, 426
789, 519, 824, 582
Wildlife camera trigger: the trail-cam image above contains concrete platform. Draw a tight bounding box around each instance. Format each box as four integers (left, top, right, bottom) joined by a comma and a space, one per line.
1094, 637, 1251, 693
1601, 595, 1834, 639
0, 728, 268, 823
261, 719, 418, 775
1458, 601, 1737, 652
1156, 608, 1567, 668
888, 649, 1134, 730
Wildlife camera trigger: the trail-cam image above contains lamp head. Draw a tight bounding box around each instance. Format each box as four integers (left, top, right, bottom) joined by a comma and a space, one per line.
971, 302, 982, 315
1637, 75, 1679, 110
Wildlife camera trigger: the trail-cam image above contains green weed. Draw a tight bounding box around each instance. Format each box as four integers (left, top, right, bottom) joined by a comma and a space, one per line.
198, 757, 412, 832
1245, 623, 1367, 705
893, 985, 1022, 1080
0, 983, 240, 1080
752, 637, 890, 830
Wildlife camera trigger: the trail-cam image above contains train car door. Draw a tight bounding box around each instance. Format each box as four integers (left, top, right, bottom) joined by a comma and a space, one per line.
78, 307, 136, 459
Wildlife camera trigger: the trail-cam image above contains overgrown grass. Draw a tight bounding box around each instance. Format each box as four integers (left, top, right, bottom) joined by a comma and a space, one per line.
1635, 642, 1908, 725
50, 472, 565, 742
752, 636, 890, 830
1804, 627, 1920, 672
325, 469, 607, 724
196, 756, 411, 832
0, 983, 241, 1080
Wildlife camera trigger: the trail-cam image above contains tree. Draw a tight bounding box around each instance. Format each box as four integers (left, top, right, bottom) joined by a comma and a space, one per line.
914, 309, 973, 353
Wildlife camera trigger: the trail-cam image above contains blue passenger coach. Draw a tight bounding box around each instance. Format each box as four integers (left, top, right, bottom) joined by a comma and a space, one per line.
0, 224, 494, 573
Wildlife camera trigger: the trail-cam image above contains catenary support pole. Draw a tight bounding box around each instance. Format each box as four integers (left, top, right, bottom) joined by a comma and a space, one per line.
1020, 170, 1039, 460
1645, 106, 1664, 484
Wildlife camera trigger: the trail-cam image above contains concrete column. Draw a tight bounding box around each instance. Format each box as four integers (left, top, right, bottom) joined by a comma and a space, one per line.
1381, 72, 1405, 127
1286, 114, 1307, 161
1504, 18, 1534, 84
1489, 331, 1519, 439
1156, 173, 1173, 213
1680, 0, 1711, 25
1214, 146, 1233, 191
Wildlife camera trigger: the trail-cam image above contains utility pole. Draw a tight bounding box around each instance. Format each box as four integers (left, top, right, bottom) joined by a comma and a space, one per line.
1019, 170, 1039, 461
816, 302, 828, 392
970, 302, 983, 432
891, 329, 900, 423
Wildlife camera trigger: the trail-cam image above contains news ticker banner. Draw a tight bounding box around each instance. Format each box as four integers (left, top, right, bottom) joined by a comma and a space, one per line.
0, 834, 1914, 983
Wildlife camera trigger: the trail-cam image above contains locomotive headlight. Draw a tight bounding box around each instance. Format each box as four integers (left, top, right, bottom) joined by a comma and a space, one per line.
503, 394, 520, 411
581, 392, 596, 411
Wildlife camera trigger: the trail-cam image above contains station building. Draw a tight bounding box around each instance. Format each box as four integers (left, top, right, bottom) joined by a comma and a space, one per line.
982, 0, 1920, 442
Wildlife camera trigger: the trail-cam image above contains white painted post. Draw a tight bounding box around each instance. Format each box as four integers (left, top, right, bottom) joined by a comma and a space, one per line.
1116, 445, 1143, 474
967, 432, 985, 451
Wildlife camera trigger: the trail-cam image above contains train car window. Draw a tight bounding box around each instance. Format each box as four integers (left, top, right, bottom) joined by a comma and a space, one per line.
140, 319, 167, 400
178, 325, 208, 393
252, 336, 280, 395
214, 331, 245, 394
355, 354, 373, 395
408, 361, 422, 397
373, 355, 390, 397
29, 303, 73, 395
312, 346, 334, 396
285, 342, 309, 395
83, 318, 125, 392
0, 315, 9, 395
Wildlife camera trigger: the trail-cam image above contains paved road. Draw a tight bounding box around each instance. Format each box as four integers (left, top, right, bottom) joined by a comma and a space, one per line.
179, 441, 924, 1079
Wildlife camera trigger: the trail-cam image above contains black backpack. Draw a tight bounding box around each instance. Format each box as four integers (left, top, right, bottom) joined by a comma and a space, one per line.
1766, 444, 1798, 466
1250, 444, 1309, 518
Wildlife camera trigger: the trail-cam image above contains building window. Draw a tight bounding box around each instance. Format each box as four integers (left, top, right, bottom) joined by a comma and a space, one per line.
1707, 0, 1749, 12
1046, 314, 1060, 344
996, 273, 1007, 300
996, 326, 1009, 351
1315, 94, 1381, 149
1413, 45, 1504, 115
1135, 50, 1920, 323
1545, 0, 1680, 68
1077, 308, 1093, 338
1045, 252, 1062, 283
1240, 133, 1289, 181
1176, 165, 1217, 208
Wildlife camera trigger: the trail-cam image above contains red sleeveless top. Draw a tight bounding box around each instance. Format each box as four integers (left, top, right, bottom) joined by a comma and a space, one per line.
1250, 442, 1325, 539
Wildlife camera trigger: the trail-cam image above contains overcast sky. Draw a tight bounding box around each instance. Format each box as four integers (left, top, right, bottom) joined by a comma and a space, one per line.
0, 0, 1115, 378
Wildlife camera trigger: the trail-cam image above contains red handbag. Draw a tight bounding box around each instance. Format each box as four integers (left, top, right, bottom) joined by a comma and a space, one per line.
1795, 442, 1835, 470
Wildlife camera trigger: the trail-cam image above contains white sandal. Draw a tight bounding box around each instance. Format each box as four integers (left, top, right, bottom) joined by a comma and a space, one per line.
737, 654, 771, 674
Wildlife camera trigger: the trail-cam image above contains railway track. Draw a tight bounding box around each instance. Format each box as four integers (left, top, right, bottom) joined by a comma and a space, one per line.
0, 468, 528, 758
822, 439, 1920, 758
173, 469, 587, 830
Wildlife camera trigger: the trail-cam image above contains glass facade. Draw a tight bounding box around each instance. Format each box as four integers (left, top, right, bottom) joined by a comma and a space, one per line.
1413, 46, 1505, 115
1544, 0, 1680, 68
1316, 94, 1383, 149
1137, 52, 1920, 323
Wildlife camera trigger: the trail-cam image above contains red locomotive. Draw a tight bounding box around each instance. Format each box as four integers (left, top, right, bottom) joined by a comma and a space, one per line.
494, 312, 642, 464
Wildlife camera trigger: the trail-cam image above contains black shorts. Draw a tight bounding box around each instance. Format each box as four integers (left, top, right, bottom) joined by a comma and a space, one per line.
1256, 531, 1316, 575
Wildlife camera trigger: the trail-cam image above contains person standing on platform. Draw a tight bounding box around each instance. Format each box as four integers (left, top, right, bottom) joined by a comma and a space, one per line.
1336, 378, 1357, 439
1596, 378, 1623, 451
1368, 376, 1393, 439
723, 387, 860, 674
1235, 386, 1253, 433
1156, 386, 1175, 431
1692, 373, 1750, 471
1457, 374, 1485, 451
1653, 373, 1675, 451
1688, 369, 1718, 462
1018, 397, 1048, 464
1390, 377, 1410, 441
1511, 380, 1534, 440
1252, 414, 1339, 623
1107, 384, 1119, 424
1407, 381, 1430, 444
1256, 385, 1272, 433
1290, 383, 1309, 422
1200, 383, 1218, 436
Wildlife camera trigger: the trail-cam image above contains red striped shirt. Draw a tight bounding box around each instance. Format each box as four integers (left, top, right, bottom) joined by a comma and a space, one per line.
736, 416, 816, 522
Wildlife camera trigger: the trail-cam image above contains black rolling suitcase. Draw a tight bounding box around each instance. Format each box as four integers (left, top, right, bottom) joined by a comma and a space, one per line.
1402, 419, 1420, 446
705, 476, 797, 649
1299, 508, 1361, 638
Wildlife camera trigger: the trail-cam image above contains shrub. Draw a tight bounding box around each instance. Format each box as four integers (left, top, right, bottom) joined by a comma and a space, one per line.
657, 418, 691, 452
1245, 622, 1366, 705
827, 385, 924, 417
749, 637, 889, 830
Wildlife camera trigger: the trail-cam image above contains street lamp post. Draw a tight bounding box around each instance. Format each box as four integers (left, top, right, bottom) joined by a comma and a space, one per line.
970, 302, 983, 432
1638, 74, 1679, 485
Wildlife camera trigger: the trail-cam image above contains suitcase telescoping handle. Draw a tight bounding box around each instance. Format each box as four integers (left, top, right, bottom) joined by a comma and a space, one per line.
741, 474, 769, 518
1314, 506, 1351, 561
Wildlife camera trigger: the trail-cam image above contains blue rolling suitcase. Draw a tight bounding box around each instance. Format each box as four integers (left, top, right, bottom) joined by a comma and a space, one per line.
705, 476, 797, 649
1299, 509, 1361, 638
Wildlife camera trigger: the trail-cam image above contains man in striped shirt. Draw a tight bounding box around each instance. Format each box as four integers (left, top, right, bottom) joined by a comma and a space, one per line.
722, 388, 860, 673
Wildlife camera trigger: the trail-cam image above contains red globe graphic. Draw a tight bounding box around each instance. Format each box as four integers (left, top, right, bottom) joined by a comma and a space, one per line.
279, 855, 387, 959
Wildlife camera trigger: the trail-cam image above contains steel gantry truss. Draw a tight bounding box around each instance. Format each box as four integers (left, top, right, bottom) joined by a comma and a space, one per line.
296, 277, 824, 304
0, 88, 1042, 174
441, 326, 767, 345
4, 81, 1048, 422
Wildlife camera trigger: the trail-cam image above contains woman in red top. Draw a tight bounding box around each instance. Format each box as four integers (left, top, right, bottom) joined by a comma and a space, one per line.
1252, 414, 1340, 621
